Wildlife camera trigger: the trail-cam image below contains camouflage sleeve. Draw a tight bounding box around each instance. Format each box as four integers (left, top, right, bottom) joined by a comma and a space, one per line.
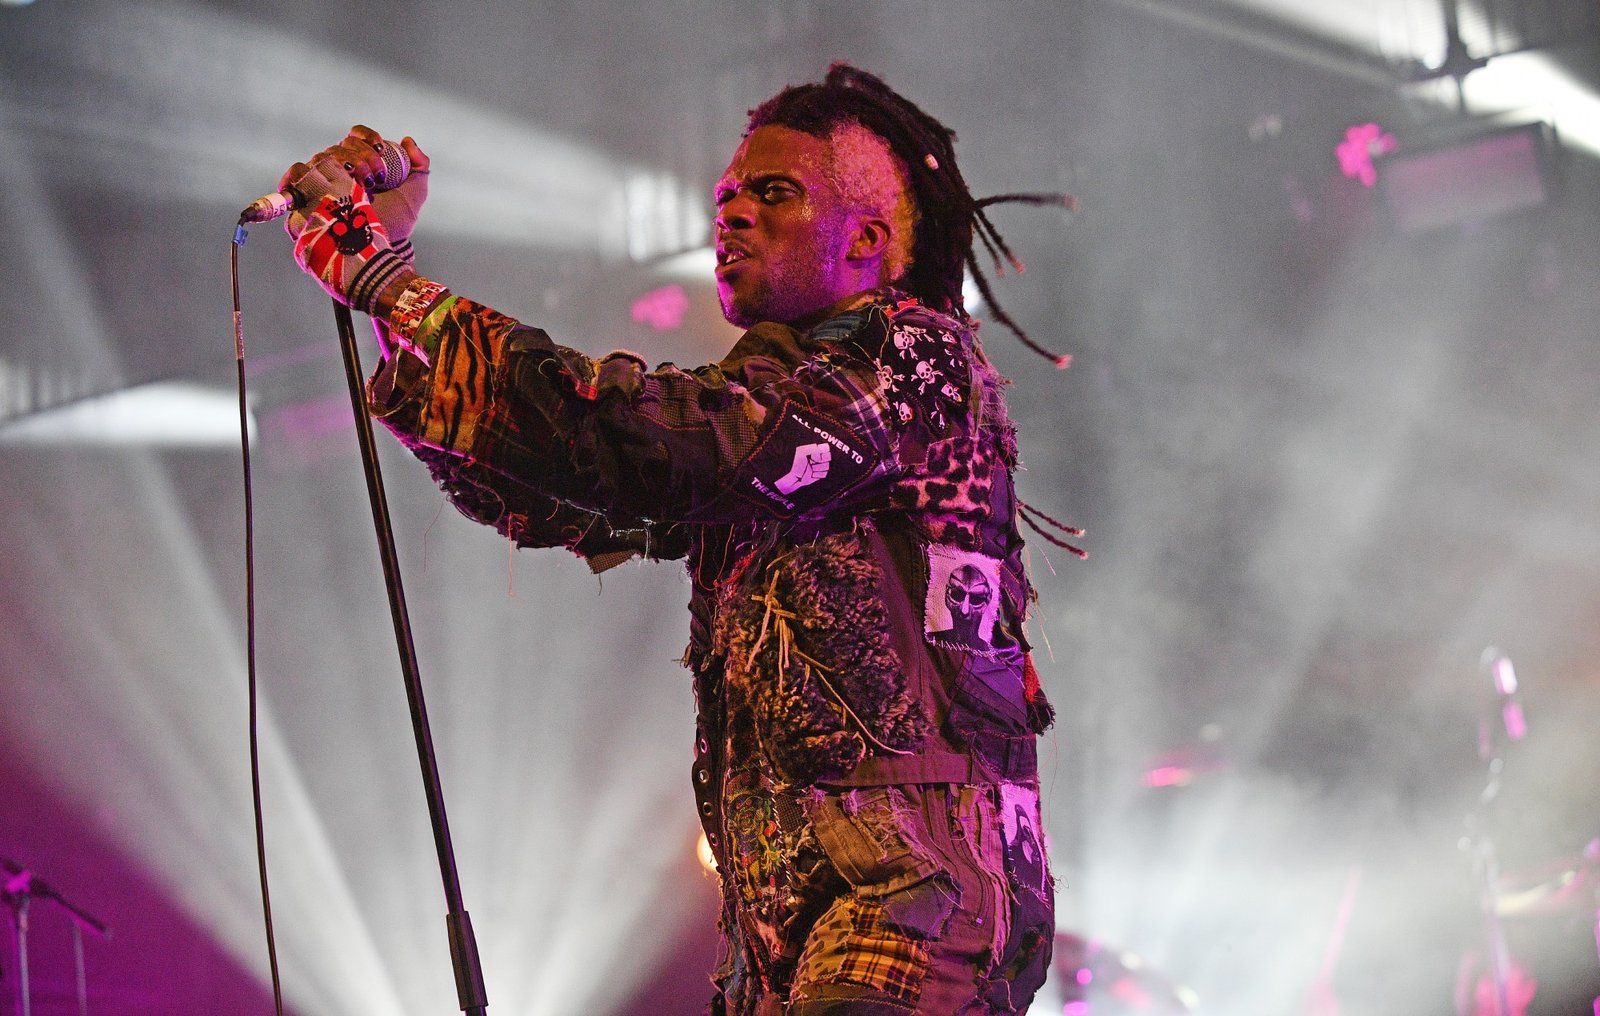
367, 294, 904, 530
367, 327, 688, 569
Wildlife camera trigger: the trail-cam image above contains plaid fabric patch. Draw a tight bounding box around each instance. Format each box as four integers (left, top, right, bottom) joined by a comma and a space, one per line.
797, 896, 929, 1005
631, 364, 760, 471
791, 353, 899, 491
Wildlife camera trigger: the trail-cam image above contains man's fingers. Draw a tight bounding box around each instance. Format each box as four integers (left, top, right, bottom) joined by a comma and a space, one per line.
283, 128, 400, 191
278, 128, 403, 237
347, 126, 410, 183
279, 128, 424, 241
317, 139, 381, 185
277, 160, 314, 193
292, 155, 355, 208
309, 150, 353, 181
339, 133, 386, 170
282, 157, 347, 203
332, 127, 423, 184
400, 136, 430, 174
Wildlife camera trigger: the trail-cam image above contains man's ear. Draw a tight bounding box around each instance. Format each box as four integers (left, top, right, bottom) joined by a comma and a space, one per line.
847, 215, 893, 263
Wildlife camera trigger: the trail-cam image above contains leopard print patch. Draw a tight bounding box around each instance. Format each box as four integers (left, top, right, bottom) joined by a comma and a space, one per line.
892, 434, 996, 547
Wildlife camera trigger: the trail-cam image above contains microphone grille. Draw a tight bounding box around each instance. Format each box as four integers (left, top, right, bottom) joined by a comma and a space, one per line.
377, 141, 411, 188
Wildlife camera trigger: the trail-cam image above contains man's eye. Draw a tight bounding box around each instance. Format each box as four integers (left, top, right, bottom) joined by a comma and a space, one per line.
760, 184, 794, 203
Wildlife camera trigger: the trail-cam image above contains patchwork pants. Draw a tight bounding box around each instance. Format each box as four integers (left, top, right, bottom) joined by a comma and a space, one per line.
715, 779, 1054, 1016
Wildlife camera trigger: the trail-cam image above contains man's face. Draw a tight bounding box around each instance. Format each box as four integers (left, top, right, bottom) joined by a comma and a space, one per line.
713, 125, 860, 328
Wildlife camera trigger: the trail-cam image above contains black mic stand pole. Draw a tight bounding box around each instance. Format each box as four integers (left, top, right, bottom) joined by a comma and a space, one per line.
331, 299, 488, 1016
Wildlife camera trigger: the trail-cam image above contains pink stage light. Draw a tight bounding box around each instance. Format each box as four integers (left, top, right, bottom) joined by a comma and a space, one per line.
1143, 765, 1194, 788
631, 283, 690, 332
1336, 123, 1397, 188
1112, 976, 1154, 1005
1489, 654, 1527, 742
1492, 655, 1518, 696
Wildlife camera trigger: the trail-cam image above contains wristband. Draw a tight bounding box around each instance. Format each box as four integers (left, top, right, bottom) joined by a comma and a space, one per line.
409, 295, 458, 363
389, 277, 452, 346
347, 249, 410, 316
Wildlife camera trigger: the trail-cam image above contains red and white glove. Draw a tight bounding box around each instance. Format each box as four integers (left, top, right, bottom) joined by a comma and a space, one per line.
289, 171, 413, 314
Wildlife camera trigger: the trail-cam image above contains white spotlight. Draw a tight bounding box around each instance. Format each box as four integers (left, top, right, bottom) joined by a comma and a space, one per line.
0, 380, 255, 448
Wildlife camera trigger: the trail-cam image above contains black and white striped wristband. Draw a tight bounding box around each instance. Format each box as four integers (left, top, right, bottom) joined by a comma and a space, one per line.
347, 248, 412, 316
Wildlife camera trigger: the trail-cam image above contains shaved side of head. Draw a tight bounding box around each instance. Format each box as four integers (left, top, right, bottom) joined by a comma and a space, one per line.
823, 121, 919, 283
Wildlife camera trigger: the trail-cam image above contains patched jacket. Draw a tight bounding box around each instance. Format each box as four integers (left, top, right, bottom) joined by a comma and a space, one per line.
367, 289, 1055, 841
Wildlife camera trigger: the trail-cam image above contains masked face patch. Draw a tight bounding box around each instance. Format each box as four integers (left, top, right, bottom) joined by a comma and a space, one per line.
924, 544, 1002, 653
999, 782, 1049, 903
733, 400, 877, 519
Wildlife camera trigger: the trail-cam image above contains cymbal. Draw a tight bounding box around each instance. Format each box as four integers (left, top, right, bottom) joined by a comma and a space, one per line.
1494, 848, 1599, 918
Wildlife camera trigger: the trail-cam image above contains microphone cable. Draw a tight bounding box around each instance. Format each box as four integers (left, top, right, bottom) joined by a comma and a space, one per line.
231, 223, 287, 1016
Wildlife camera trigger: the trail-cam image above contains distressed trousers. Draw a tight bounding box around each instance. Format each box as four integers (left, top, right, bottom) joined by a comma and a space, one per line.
717, 780, 1054, 1015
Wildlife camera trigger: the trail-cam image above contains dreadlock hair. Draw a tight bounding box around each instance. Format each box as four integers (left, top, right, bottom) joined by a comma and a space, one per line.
746, 62, 1075, 367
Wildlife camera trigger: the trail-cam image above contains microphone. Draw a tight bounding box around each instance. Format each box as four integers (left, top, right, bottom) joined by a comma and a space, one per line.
4, 866, 40, 898
239, 141, 411, 224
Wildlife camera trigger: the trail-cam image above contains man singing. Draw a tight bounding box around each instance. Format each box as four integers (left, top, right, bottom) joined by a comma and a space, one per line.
281, 63, 1068, 1015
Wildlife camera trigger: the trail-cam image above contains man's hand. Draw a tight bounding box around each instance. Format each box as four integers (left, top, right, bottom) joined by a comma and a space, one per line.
280, 128, 425, 313
340, 126, 431, 246
281, 126, 429, 243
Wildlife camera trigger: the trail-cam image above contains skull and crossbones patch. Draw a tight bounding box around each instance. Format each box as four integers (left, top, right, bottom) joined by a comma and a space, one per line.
323, 196, 375, 254
873, 310, 970, 433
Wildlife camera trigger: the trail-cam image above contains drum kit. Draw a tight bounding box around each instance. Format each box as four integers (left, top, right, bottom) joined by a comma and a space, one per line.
1027, 932, 1199, 1015
1464, 838, 1600, 1016
1027, 650, 1600, 1015
1464, 651, 1600, 1016
4, 649, 1596, 1014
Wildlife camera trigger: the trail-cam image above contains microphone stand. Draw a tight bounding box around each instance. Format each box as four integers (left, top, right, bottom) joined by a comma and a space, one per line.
1466, 797, 1514, 1016
4, 880, 27, 1016
1, 858, 111, 1016
1467, 651, 1519, 1016
331, 300, 488, 1015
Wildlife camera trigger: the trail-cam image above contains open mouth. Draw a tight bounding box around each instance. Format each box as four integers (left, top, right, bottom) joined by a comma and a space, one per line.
716, 247, 750, 268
